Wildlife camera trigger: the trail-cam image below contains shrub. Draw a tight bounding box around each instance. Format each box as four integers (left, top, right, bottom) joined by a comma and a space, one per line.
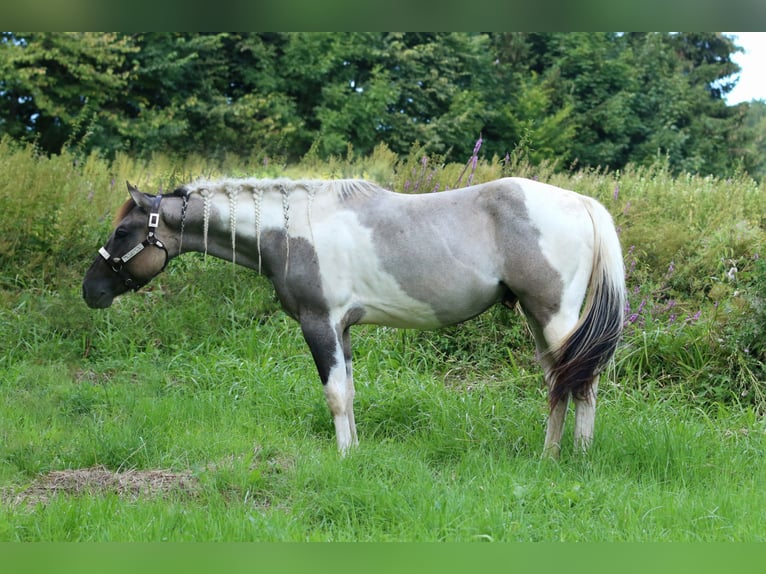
1, 136, 765, 411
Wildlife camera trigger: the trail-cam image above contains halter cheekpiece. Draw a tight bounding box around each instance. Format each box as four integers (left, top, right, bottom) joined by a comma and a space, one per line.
98, 193, 169, 291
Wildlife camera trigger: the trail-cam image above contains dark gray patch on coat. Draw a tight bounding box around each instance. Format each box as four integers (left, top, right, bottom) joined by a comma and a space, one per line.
244, 230, 366, 385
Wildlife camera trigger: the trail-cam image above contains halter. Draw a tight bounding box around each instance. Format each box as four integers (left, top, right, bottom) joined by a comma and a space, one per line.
98, 194, 169, 291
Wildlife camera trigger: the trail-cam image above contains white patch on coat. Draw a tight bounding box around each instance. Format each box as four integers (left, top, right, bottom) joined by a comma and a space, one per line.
311, 209, 441, 328
512, 177, 594, 319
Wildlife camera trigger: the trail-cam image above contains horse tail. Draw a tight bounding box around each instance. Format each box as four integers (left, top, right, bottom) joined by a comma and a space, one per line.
548, 197, 626, 408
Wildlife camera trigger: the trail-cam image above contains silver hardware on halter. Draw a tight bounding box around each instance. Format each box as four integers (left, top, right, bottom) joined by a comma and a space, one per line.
121, 243, 145, 262
149, 213, 160, 228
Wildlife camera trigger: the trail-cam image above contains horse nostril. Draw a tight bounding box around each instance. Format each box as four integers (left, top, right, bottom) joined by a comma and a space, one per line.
82, 281, 106, 305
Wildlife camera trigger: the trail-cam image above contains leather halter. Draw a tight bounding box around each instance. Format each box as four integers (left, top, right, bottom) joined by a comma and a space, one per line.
98, 194, 169, 291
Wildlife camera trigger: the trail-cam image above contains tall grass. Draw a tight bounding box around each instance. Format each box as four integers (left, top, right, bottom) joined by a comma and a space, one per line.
1, 136, 765, 540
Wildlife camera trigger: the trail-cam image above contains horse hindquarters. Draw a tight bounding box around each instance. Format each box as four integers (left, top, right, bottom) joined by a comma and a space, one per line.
509, 188, 624, 458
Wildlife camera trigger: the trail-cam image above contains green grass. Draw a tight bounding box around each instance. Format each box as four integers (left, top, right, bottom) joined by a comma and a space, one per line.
1, 262, 765, 541
1, 139, 766, 540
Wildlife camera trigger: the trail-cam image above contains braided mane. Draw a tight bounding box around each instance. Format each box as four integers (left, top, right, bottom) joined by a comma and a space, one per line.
174, 177, 382, 274
181, 177, 383, 201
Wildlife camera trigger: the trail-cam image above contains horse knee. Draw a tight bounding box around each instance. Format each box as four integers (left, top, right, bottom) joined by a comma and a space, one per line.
324, 376, 350, 416
323, 368, 358, 453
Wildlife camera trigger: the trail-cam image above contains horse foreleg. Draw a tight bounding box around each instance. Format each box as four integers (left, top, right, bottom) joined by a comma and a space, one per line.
573, 374, 599, 452
301, 315, 358, 454
324, 363, 357, 454
340, 325, 358, 448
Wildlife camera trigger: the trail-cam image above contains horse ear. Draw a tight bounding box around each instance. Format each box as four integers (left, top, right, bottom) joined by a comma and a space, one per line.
126, 181, 154, 210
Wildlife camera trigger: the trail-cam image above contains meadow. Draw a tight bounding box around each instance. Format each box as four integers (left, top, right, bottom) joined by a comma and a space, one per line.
1, 136, 765, 541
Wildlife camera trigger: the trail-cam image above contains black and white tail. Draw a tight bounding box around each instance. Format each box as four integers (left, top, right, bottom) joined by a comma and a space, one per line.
549, 198, 626, 407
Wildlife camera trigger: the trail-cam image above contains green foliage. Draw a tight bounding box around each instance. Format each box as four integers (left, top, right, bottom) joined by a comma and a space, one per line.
0, 32, 136, 153
741, 100, 766, 180
1, 32, 761, 178
2, 142, 766, 541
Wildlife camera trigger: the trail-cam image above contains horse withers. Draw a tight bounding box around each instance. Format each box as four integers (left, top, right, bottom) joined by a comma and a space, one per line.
83, 177, 625, 457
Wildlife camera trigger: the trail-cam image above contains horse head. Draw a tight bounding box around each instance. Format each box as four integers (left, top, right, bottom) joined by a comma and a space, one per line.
82, 183, 177, 308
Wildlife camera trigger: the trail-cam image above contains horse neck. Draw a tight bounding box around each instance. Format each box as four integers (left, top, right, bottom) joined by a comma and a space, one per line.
177, 185, 305, 274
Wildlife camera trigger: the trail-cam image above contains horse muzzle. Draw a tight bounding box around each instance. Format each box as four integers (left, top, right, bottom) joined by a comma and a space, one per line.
82, 278, 117, 309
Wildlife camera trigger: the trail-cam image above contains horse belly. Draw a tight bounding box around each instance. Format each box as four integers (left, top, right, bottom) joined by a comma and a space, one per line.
342, 252, 448, 329
357, 272, 502, 329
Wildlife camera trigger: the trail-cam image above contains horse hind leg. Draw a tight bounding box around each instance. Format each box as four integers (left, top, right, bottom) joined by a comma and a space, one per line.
573, 374, 598, 451
523, 303, 581, 459
544, 384, 569, 458
538, 291, 608, 456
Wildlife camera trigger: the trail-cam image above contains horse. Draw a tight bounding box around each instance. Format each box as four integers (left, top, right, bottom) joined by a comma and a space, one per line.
82, 176, 625, 458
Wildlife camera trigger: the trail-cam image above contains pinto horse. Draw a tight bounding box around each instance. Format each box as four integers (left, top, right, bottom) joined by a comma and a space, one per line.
83, 177, 625, 457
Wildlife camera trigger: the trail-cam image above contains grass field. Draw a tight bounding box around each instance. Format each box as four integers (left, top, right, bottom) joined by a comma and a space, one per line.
1, 139, 765, 541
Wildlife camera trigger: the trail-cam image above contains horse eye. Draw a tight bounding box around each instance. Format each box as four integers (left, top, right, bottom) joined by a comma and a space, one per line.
115, 227, 129, 238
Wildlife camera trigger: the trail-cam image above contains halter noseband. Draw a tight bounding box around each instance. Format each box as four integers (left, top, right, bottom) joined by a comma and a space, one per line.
98, 194, 169, 291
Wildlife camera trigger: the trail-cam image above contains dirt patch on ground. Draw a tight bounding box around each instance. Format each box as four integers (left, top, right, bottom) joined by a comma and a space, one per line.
6, 465, 199, 507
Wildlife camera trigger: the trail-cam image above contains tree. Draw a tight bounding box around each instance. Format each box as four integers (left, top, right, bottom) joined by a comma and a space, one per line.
624, 32, 747, 175
741, 99, 766, 180
0, 32, 136, 154
378, 33, 495, 159
0, 32, 757, 178
502, 32, 747, 175
484, 33, 575, 165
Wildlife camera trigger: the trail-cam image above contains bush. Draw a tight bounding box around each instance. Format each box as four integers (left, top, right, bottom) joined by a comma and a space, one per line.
1, 137, 765, 411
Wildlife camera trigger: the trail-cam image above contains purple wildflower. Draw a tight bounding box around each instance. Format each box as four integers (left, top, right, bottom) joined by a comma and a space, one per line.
468, 154, 478, 176
613, 184, 619, 201
682, 310, 702, 325
628, 259, 637, 276
626, 299, 647, 325
473, 134, 483, 156
690, 310, 701, 322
